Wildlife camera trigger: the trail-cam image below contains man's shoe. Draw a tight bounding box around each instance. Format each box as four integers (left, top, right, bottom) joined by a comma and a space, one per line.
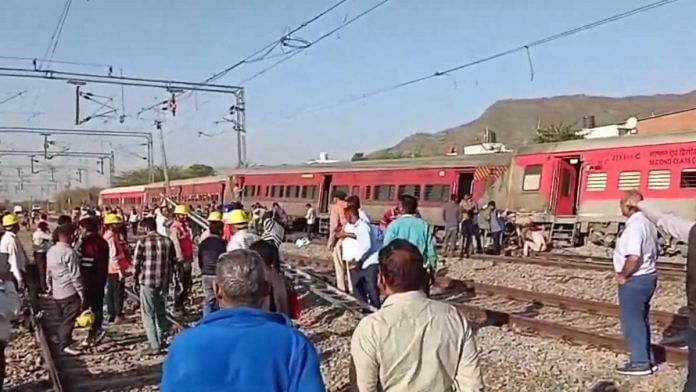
615, 363, 653, 376
62, 346, 82, 356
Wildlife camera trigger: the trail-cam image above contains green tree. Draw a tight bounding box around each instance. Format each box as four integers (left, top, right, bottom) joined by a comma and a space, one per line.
533, 122, 583, 143
53, 187, 102, 212
351, 152, 366, 161
112, 164, 217, 186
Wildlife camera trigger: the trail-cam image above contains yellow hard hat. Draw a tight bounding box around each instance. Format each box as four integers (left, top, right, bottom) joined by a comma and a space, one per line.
174, 204, 189, 215
207, 211, 222, 222
74, 310, 94, 328
2, 214, 18, 227
103, 213, 120, 225
225, 209, 249, 225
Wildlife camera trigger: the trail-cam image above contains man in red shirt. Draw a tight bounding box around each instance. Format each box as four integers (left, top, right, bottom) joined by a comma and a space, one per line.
170, 205, 194, 314
77, 217, 109, 346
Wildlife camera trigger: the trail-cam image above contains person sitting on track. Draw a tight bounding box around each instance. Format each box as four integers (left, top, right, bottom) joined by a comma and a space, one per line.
133, 217, 177, 356
161, 249, 324, 392
351, 239, 482, 391
76, 217, 110, 347
249, 240, 300, 320
522, 223, 547, 257
46, 223, 85, 356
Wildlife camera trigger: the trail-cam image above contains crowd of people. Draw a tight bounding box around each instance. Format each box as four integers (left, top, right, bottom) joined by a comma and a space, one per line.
0, 186, 692, 390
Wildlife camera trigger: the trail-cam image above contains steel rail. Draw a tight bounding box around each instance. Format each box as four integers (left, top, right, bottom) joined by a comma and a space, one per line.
282, 253, 688, 365
31, 306, 64, 392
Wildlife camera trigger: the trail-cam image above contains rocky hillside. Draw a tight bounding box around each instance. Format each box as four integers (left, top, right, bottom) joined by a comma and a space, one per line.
369, 91, 696, 159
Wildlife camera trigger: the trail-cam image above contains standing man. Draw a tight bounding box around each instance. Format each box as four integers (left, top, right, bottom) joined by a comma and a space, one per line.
382, 195, 438, 289
459, 194, 482, 258
156, 206, 169, 237
133, 217, 176, 355
46, 224, 85, 355
0, 215, 30, 306
161, 249, 324, 391
328, 190, 350, 293
76, 218, 109, 346
627, 195, 696, 389
170, 205, 194, 315
351, 239, 482, 391
613, 191, 659, 376
226, 210, 260, 252
442, 194, 461, 258
305, 203, 317, 241
103, 214, 130, 323
487, 201, 505, 255
198, 216, 226, 317
346, 195, 371, 225
32, 221, 52, 293
341, 206, 380, 307
128, 207, 140, 236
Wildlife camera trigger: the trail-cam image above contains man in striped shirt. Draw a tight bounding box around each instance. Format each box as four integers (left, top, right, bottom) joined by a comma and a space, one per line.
133, 217, 177, 355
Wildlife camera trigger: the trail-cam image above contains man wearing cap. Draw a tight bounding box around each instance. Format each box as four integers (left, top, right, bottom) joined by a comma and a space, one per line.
0, 215, 30, 304
199, 211, 222, 243
103, 213, 130, 323
198, 212, 227, 316
226, 210, 260, 252
170, 205, 194, 314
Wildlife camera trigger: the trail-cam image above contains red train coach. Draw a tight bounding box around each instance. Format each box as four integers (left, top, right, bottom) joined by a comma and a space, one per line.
508, 132, 696, 245
235, 153, 512, 227
99, 185, 146, 211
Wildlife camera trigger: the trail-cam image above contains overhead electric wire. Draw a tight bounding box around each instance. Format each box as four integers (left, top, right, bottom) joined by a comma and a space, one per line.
0, 55, 111, 69
281, 0, 681, 120
0, 90, 27, 106
238, 0, 390, 85
40, 0, 73, 69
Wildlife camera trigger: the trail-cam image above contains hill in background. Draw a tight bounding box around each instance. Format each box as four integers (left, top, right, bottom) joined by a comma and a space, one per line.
368, 90, 696, 159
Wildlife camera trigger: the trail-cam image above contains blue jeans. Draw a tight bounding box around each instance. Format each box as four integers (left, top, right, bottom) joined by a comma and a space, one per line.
350, 264, 380, 308
685, 321, 696, 391
618, 273, 657, 367
201, 275, 218, 317
139, 286, 169, 350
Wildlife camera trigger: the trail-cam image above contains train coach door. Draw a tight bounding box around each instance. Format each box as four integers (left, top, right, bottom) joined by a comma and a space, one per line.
553, 159, 579, 216
319, 175, 333, 213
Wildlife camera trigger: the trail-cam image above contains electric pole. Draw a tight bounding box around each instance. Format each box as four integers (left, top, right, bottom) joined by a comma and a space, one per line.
155, 120, 170, 196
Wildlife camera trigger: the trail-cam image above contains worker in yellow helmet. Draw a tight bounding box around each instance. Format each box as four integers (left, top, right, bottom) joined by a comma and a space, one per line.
199, 210, 223, 243
170, 205, 193, 315
198, 210, 227, 316
103, 213, 130, 323
226, 210, 259, 252
0, 214, 30, 301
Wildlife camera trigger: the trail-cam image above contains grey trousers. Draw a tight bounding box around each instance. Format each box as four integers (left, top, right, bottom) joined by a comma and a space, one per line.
140, 286, 169, 350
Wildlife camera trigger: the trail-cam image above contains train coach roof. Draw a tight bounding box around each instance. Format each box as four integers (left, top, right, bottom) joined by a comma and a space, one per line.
140, 175, 229, 190
99, 184, 146, 195
517, 131, 696, 155
227, 152, 513, 175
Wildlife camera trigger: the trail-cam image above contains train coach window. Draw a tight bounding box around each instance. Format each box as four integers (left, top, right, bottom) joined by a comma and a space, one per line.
522, 165, 542, 191
424, 185, 450, 202
270, 185, 284, 198
618, 171, 641, 190
398, 185, 422, 199
680, 169, 696, 188
648, 170, 671, 190
286, 185, 300, 199
365, 186, 372, 200
374, 185, 395, 201
585, 173, 607, 192
301, 185, 317, 199
332, 185, 350, 198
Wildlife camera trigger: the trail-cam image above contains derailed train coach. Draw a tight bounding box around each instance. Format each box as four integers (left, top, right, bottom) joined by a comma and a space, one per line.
508, 132, 696, 247
233, 153, 512, 227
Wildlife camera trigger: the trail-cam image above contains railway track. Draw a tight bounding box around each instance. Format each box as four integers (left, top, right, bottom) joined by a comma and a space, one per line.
31, 288, 188, 392
282, 253, 689, 365
473, 253, 686, 280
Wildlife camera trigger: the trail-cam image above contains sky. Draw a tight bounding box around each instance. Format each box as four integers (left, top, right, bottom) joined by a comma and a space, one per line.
0, 0, 694, 199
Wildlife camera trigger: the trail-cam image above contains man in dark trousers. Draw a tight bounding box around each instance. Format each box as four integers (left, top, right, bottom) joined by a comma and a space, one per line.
76, 217, 109, 347
626, 192, 696, 388
198, 215, 226, 317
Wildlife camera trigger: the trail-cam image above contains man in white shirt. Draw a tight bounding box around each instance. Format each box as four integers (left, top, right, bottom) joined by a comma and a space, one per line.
156, 206, 169, 237
339, 207, 380, 307
304, 203, 317, 241
0, 215, 28, 292
351, 238, 482, 391
226, 210, 260, 252
613, 191, 659, 376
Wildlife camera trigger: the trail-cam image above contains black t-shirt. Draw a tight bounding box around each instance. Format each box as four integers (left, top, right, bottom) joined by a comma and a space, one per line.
198, 236, 227, 276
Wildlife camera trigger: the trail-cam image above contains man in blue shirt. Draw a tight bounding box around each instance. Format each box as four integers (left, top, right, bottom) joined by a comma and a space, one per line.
161, 249, 325, 392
